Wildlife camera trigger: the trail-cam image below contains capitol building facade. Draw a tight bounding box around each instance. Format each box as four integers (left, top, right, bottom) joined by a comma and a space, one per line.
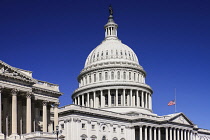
0, 7, 209, 140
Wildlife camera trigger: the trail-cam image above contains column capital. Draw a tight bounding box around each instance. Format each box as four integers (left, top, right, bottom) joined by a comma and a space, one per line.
26, 91, 33, 98
42, 100, 48, 106
11, 88, 19, 95
0, 86, 4, 92
54, 102, 60, 107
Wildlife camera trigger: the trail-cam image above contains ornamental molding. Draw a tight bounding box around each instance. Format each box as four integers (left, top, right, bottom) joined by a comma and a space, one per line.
0, 60, 36, 85
32, 87, 63, 96
79, 62, 145, 78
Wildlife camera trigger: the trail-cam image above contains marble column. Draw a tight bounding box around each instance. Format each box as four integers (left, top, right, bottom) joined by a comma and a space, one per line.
149, 127, 152, 140
154, 127, 157, 140
116, 89, 118, 106
43, 101, 47, 132
133, 90, 136, 107
166, 127, 168, 140
170, 128, 172, 140
137, 90, 139, 107
26, 92, 32, 133
93, 91, 96, 108
123, 89, 125, 106
82, 94, 84, 106
174, 128, 176, 140
141, 91, 144, 107
145, 126, 148, 140
87, 93, 89, 107
181, 129, 183, 140
130, 89, 132, 107
54, 103, 59, 131
177, 129, 180, 140
145, 92, 148, 108
139, 125, 142, 140
0, 87, 4, 138
184, 130, 186, 140
187, 130, 190, 140
158, 127, 161, 140
11, 89, 18, 135
78, 96, 80, 106
100, 90, 103, 107
108, 90, 111, 107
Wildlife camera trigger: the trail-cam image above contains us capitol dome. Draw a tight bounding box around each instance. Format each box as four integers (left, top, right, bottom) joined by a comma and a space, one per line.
72, 8, 153, 115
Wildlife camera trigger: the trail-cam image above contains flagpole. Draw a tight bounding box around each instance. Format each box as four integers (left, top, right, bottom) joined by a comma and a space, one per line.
175, 88, 177, 113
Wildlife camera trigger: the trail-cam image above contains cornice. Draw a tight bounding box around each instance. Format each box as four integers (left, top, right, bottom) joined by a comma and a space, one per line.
58, 105, 195, 128
32, 87, 63, 96
72, 82, 152, 97
78, 62, 146, 79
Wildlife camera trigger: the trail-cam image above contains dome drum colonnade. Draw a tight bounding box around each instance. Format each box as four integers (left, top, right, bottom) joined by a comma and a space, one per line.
72, 11, 153, 113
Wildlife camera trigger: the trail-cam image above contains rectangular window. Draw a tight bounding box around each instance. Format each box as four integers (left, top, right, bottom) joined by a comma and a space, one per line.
92, 125, 95, 129
82, 123, 85, 129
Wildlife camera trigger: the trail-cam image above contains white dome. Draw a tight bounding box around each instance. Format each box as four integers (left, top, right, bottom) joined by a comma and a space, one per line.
85, 39, 139, 68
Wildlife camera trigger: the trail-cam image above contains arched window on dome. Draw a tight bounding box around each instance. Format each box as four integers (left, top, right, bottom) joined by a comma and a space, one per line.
129, 72, 131, 80
116, 50, 118, 58
89, 75, 91, 83
123, 72, 126, 80
94, 74, 96, 82
111, 72, 114, 80
117, 71, 120, 79
134, 73, 136, 81
105, 72, 108, 80
85, 76, 87, 85
106, 51, 108, 58
99, 73, 102, 81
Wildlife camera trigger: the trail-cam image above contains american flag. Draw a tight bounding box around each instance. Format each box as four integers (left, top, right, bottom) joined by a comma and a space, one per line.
168, 100, 176, 106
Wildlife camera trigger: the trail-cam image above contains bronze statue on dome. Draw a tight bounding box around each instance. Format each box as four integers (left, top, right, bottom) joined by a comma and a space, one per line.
109, 5, 113, 15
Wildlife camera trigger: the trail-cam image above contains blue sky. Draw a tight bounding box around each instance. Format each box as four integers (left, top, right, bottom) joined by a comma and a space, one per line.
1, 0, 210, 130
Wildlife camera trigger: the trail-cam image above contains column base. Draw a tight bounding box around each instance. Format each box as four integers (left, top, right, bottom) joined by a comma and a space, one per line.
0, 133, 4, 140
9, 133, 20, 140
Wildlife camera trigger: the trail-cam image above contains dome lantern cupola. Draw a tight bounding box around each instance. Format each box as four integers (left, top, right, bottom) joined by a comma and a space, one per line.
104, 5, 118, 40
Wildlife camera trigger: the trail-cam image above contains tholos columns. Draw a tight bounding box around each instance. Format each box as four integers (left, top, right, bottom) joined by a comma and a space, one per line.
54, 103, 59, 130
11, 89, 18, 135
26, 92, 32, 133
43, 101, 48, 132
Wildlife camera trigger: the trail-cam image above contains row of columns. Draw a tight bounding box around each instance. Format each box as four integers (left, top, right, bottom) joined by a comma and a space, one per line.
165, 127, 192, 140
74, 89, 152, 110
138, 125, 194, 140
139, 126, 161, 140
0, 87, 59, 137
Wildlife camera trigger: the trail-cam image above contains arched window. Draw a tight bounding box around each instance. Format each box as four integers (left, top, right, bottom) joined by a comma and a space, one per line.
134, 73, 136, 81
91, 135, 97, 140
113, 137, 118, 140
123, 72, 126, 80
129, 72, 131, 80
94, 74, 96, 82
102, 136, 106, 140
81, 134, 87, 140
99, 73, 102, 81
105, 72, 108, 80
117, 71, 120, 79
89, 75, 91, 83
111, 71, 114, 80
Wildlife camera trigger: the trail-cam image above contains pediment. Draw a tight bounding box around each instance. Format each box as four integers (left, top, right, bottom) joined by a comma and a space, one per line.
169, 113, 193, 125
0, 60, 36, 84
